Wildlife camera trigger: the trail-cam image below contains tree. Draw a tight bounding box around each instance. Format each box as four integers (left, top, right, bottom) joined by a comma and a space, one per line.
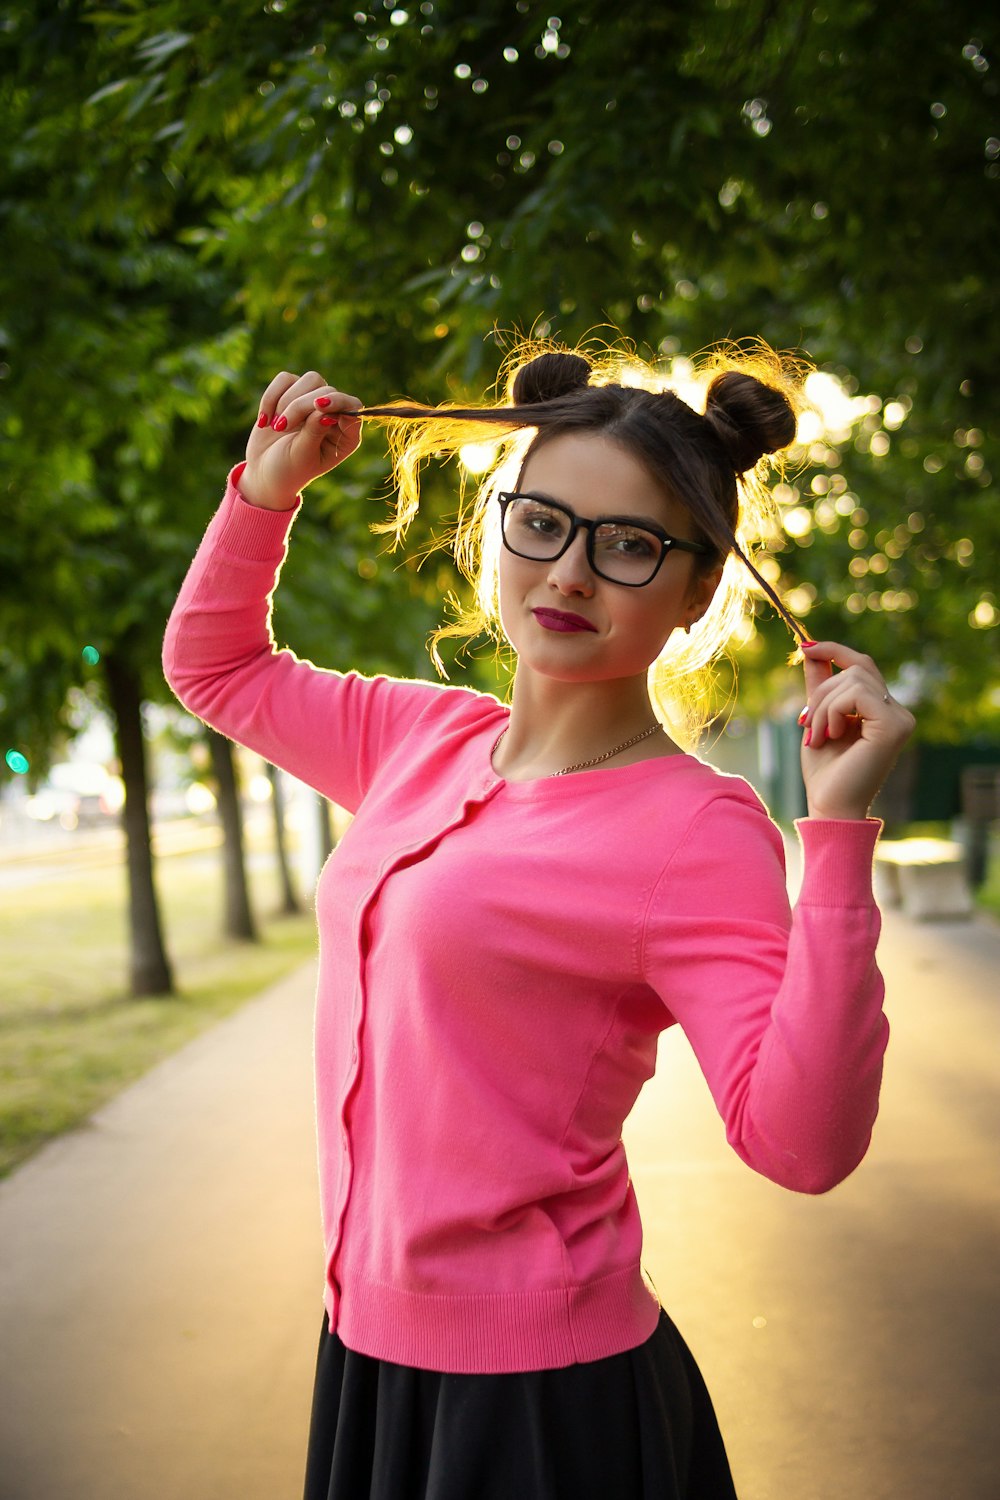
4, 0, 997, 933
104, 650, 175, 993
0, 1, 443, 994
77, 0, 998, 730
265, 760, 302, 916
207, 728, 257, 941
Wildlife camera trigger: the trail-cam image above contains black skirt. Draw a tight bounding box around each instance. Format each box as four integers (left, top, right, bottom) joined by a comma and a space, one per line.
302, 1307, 738, 1500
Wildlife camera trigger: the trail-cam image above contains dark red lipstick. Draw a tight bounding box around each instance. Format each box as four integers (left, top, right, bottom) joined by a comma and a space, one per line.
532, 608, 598, 633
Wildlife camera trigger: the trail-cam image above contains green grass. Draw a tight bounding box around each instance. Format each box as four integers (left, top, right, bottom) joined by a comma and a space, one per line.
0, 840, 318, 1178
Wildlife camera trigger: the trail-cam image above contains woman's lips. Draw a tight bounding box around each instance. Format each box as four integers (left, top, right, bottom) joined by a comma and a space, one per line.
531, 608, 598, 633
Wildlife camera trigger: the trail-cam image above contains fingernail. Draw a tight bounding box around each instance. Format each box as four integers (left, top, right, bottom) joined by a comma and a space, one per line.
797, 707, 809, 725
803, 728, 812, 747
314, 395, 331, 408
319, 415, 336, 427
257, 412, 269, 428
272, 415, 288, 432
801, 639, 818, 649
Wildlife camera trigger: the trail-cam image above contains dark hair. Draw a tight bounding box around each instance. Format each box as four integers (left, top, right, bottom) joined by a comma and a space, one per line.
362, 348, 805, 640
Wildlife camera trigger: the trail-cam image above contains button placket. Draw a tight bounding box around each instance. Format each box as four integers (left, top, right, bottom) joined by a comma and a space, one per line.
323, 778, 505, 1312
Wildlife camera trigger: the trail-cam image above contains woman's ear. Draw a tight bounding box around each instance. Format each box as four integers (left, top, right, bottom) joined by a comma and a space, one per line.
685, 564, 725, 629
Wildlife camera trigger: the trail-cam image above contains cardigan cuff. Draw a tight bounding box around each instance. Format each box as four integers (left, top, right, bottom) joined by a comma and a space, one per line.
793, 817, 882, 908
213, 463, 302, 562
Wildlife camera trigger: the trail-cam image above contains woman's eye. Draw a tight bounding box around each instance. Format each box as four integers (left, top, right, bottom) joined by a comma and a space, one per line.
601, 527, 657, 558
518, 506, 563, 536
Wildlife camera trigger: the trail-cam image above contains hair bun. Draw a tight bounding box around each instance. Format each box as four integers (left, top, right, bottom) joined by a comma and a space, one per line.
512, 352, 592, 406
703, 370, 797, 473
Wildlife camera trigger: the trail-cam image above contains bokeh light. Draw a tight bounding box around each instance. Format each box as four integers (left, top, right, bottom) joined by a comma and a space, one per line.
459, 440, 500, 474
801, 371, 870, 442
185, 782, 217, 815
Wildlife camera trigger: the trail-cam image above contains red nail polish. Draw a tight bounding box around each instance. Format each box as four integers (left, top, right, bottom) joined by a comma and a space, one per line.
319, 415, 336, 427
801, 639, 818, 649
272, 415, 288, 432
797, 707, 809, 726
257, 412, 269, 428
804, 728, 812, 747
315, 395, 332, 408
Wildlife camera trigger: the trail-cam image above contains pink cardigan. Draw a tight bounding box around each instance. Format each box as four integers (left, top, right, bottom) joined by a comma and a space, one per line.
162, 471, 889, 1374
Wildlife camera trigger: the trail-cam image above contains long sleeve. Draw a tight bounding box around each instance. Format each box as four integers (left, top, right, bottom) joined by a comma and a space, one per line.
162, 468, 451, 811
641, 793, 888, 1194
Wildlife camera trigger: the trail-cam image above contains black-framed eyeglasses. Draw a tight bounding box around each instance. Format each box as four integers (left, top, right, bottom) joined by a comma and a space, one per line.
496, 492, 711, 587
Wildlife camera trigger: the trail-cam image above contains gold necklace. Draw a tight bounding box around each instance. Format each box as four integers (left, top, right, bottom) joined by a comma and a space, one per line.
491, 722, 662, 778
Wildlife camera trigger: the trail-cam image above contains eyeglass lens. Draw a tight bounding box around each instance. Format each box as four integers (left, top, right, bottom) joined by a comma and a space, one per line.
502, 497, 663, 584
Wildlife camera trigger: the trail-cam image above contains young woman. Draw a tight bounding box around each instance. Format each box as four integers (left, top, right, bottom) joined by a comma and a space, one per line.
163, 342, 915, 1500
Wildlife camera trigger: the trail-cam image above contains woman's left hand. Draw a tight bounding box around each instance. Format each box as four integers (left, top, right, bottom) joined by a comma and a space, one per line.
798, 641, 916, 821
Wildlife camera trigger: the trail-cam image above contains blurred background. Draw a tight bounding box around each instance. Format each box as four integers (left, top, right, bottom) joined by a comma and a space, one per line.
3, 0, 998, 1178
2, 8, 999, 1499
1, 0, 997, 1223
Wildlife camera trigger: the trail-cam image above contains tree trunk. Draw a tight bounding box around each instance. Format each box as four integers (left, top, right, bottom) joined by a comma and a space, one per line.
318, 793, 334, 864
266, 761, 302, 915
103, 653, 175, 997
207, 729, 258, 941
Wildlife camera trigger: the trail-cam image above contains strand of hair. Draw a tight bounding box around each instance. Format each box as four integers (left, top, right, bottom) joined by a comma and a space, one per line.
732, 547, 810, 644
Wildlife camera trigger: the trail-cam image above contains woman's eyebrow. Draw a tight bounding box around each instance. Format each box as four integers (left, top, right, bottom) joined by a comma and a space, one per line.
515, 487, 564, 504
516, 489, 666, 530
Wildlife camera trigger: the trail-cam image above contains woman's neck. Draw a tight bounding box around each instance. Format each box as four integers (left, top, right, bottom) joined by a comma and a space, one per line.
493, 671, 679, 780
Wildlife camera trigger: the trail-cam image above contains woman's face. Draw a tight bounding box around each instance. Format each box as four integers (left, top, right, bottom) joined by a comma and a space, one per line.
497, 431, 722, 688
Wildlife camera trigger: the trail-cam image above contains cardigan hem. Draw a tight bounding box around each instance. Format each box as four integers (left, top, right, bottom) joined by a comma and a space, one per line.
329, 1263, 661, 1374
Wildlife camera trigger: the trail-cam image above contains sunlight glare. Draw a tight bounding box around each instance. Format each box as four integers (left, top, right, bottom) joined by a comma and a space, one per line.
459, 441, 500, 474
803, 371, 870, 441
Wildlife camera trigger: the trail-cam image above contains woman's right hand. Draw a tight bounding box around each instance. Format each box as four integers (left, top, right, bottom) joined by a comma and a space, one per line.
239, 370, 363, 510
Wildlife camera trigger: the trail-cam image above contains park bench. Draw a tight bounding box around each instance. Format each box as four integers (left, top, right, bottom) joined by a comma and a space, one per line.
874, 837, 973, 920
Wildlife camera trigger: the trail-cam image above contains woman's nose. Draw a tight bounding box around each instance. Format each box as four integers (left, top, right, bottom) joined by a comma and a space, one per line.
546, 530, 595, 595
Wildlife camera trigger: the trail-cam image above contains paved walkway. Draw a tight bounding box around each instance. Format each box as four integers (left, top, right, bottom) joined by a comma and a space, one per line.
627, 903, 1000, 1500
0, 964, 322, 1500
1, 896, 998, 1499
